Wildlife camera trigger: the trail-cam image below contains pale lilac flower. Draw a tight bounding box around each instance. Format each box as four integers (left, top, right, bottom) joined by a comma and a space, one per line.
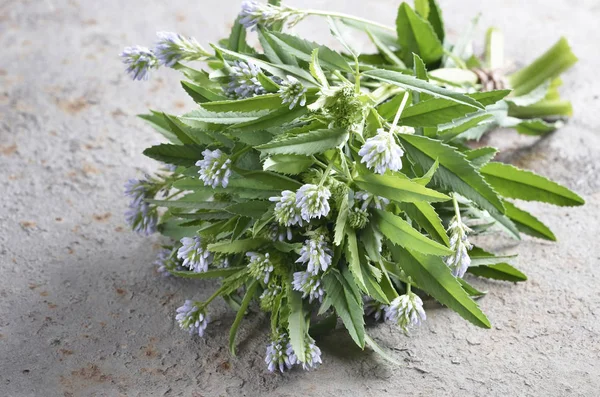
355, 191, 390, 211
270, 190, 303, 227
176, 300, 210, 336
120, 45, 158, 81
154, 31, 207, 67
265, 333, 297, 373
124, 178, 158, 236
444, 216, 473, 278
299, 336, 322, 370
247, 252, 274, 284
154, 247, 176, 276
292, 271, 324, 303
177, 236, 213, 273
268, 223, 293, 242
358, 128, 405, 174
278, 76, 307, 109
296, 235, 332, 274
296, 184, 331, 221
196, 149, 232, 188
384, 292, 426, 332
363, 296, 386, 321
225, 60, 266, 99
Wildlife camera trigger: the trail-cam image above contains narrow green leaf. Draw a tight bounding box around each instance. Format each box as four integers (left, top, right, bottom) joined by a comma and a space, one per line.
398, 201, 450, 246
374, 209, 453, 256
503, 201, 556, 241
468, 263, 527, 282
480, 162, 585, 206
229, 280, 258, 355
202, 94, 284, 113
207, 238, 269, 253
346, 229, 367, 291
354, 173, 450, 203
464, 147, 498, 168
309, 48, 329, 87
391, 246, 491, 328
229, 106, 308, 134
288, 288, 308, 363
225, 201, 272, 218
334, 193, 349, 246
169, 266, 246, 279
364, 334, 401, 365
425, 0, 445, 43
263, 154, 314, 175
396, 2, 444, 65
258, 27, 299, 66
143, 143, 203, 167
257, 128, 348, 155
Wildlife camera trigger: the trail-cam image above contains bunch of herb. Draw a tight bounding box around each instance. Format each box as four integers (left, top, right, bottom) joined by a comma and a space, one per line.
120, 0, 584, 371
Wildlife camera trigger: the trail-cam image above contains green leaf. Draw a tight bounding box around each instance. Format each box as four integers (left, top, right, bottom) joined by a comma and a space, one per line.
181, 107, 270, 127
464, 147, 498, 168
225, 201, 272, 218
266, 31, 353, 73
288, 288, 308, 363
391, 246, 491, 328
139, 111, 182, 144
468, 263, 527, 282
354, 173, 450, 203
229, 280, 258, 355
174, 177, 281, 199
424, 0, 445, 42
503, 201, 556, 241
458, 278, 487, 297
437, 114, 494, 142
201, 94, 284, 113
181, 80, 227, 103
366, 28, 406, 68
322, 268, 366, 348
235, 170, 302, 190
207, 238, 269, 253
257, 128, 348, 155
399, 134, 505, 214
468, 246, 517, 266
169, 266, 246, 279
514, 119, 563, 136
345, 229, 367, 291
373, 209, 453, 256
229, 106, 308, 134
263, 154, 314, 175
227, 16, 253, 53
334, 193, 349, 246
398, 201, 449, 246
480, 162, 585, 206
146, 199, 229, 210
364, 334, 401, 365
142, 143, 203, 167
392, 90, 510, 127
162, 113, 215, 145
364, 69, 484, 109
309, 48, 329, 87
258, 27, 298, 66
395, 2, 444, 65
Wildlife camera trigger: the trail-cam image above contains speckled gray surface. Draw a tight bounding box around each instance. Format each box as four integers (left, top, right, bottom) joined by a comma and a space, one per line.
1, 1, 599, 396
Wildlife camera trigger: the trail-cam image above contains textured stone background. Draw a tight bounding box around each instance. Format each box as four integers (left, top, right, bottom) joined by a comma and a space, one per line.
1, 0, 599, 396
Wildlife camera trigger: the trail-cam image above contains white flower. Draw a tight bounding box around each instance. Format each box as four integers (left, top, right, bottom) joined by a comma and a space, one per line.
444, 216, 473, 278
177, 236, 213, 273
268, 223, 293, 242
296, 184, 331, 221
299, 336, 322, 370
292, 271, 324, 303
154, 31, 207, 67
296, 235, 332, 274
120, 45, 158, 81
265, 333, 297, 373
176, 300, 210, 336
384, 292, 426, 332
358, 128, 406, 174
278, 76, 307, 109
355, 190, 390, 211
196, 149, 232, 188
247, 252, 274, 284
270, 190, 303, 227
224, 60, 266, 99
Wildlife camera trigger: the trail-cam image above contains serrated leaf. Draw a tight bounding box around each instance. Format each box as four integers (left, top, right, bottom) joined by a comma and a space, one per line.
169, 266, 246, 279
396, 2, 443, 65
398, 134, 505, 214
398, 201, 449, 246
201, 94, 285, 113
390, 246, 491, 328
364, 69, 484, 109
365, 334, 401, 365
354, 173, 450, 203
373, 209, 453, 256
181, 107, 270, 127
225, 201, 272, 218
389, 90, 510, 127
146, 199, 229, 210
425, 0, 445, 42
515, 118, 563, 136
480, 162, 584, 207
506, 80, 551, 107
288, 288, 308, 363
503, 201, 556, 241
266, 31, 353, 73
310, 48, 329, 87
366, 28, 406, 68
229, 106, 308, 134
143, 143, 203, 167
263, 154, 314, 175
258, 27, 298, 66
345, 229, 367, 291
257, 128, 348, 155
208, 238, 268, 253
181, 80, 227, 103
162, 113, 215, 145
468, 246, 517, 266
458, 278, 487, 297
322, 268, 365, 348
438, 114, 494, 142
229, 280, 258, 355
334, 193, 349, 246
468, 263, 527, 282
464, 147, 498, 168
139, 111, 182, 144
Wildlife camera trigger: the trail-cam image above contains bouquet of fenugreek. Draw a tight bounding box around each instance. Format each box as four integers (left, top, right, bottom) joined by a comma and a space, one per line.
120, 0, 583, 372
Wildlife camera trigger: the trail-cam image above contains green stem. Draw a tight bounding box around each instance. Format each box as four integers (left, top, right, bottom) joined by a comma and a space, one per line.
391, 91, 410, 130
452, 193, 462, 225
508, 99, 573, 118
305, 10, 396, 33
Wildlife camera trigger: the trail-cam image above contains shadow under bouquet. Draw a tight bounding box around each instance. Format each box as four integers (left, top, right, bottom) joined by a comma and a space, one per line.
121, 0, 584, 372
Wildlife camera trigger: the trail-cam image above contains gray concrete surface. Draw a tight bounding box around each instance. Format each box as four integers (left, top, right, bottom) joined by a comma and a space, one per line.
1, 0, 599, 396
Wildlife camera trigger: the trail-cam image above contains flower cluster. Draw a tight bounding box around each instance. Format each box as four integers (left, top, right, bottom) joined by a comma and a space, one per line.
176, 300, 210, 336
239, 0, 305, 30
278, 76, 307, 109
154, 247, 180, 276
358, 128, 406, 175
177, 236, 213, 273
445, 215, 474, 278
155, 31, 208, 67
120, 46, 158, 81
247, 252, 274, 284
384, 292, 426, 333
225, 60, 266, 99
196, 149, 232, 188
124, 178, 158, 236
264, 332, 322, 372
